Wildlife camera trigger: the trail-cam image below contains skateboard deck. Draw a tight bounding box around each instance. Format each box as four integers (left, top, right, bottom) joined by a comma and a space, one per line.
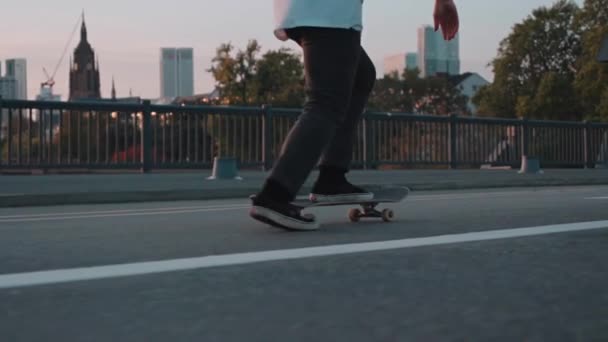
293, 186, 410, 222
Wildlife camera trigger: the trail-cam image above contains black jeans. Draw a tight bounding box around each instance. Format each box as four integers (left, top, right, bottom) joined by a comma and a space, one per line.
266, 27, 376, 200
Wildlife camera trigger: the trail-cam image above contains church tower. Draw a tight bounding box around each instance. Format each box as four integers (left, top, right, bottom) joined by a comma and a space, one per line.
69, 13, 101, 101
111, 76, 117, 100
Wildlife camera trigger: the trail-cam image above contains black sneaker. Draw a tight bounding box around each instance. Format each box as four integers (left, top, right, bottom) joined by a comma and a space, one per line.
309, 180, 374, 203
249, 194, 320, 231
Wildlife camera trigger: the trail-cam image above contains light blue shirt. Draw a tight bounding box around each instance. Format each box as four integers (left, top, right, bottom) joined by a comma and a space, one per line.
274, 0, 364, 40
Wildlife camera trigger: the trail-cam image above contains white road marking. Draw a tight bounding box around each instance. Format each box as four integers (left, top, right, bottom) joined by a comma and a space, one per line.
0, 193, 25, 197
4, 187, 603, 223
1, 220, 607, 289
0, 206, 249, 223
408, 187, 606, 202
0, 204, 248, 219
585, 197, 608, 200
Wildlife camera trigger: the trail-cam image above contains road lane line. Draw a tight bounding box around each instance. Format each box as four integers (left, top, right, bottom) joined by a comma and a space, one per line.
0, 204, 248, 220
1, 220, 607, 289
0, 189, 586, 221
0, 206, 249, 223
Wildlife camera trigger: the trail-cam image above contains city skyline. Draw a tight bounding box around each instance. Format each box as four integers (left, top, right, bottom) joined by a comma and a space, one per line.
0, 0, 583, 100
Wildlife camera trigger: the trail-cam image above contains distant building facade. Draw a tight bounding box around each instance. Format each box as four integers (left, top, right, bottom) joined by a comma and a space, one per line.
417, 25, 460, 77
160, 48, 195, 99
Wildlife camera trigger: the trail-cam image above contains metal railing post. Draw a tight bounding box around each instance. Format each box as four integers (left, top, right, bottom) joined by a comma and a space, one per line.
449, 114, 458, 169
584, 121, 593, 169
0, 95, 3, 165
141, 100, 153, 173
262, 105, 273, 171
363, 111, 372, 169
520, 118, 529, 159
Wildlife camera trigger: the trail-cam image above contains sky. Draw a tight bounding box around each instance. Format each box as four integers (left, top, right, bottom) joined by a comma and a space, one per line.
0, 0, 582, 101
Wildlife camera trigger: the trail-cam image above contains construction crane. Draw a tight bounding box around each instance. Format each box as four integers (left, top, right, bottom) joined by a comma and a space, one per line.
40, 13, 83, 96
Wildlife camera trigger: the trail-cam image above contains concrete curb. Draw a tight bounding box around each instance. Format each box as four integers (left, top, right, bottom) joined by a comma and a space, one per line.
2, 178, 608, 208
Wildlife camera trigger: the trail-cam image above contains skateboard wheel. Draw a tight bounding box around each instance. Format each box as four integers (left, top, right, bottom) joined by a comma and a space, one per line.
381, 209, 395, 222
348, 208, 362, 222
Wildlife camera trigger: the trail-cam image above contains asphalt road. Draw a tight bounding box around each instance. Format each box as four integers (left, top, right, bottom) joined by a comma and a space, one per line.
1, 186, 608, 341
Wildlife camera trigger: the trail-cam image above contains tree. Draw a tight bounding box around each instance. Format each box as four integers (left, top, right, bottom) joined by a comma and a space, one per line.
255, 47, 305, 107
208, 40, 261, 105
368, 68, 468, 115
234, 40, 261, 105
517, 72, 582, 120
473, 81, 518, 118
576, 0, 608, 30
598, 87, 608, 119
574, 0, 608, 121
209, 41, 306, 107
208, 43, 238, 104
367, 71, 413, 112
474, 0, 583, 120
414, 75, 469, 116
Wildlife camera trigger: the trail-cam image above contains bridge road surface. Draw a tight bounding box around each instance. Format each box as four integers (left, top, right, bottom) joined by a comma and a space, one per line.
1, 186, 608, 341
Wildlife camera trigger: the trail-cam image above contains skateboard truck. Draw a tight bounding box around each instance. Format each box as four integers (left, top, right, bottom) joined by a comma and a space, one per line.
294, 187, 408, 224
348, 203, 395, 223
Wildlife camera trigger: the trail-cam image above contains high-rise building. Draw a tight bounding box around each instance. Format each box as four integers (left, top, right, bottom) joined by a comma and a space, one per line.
160, 47, 194, 99
4, 58, 27, 100
417, 25, 460, 78
384, 52, 419, 78
406, 53, 419, 71
0, 77, 17, 99
69, 14, 101, 101
0, 62, 17, 138
446, 34, 460, 76
36, 86, 61, 102
0, 61, 16, 99
383, 54, 406, 77
1, 59, 27, 100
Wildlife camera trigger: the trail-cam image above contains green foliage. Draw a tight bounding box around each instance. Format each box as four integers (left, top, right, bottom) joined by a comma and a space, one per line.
475, 0, 583, 120
255, 48, 305, 107
475, 0, 608, 122
368, 68, 468, 115
208, 40, 305, 107
574, 0, 608, 121
517, 72, 582, 120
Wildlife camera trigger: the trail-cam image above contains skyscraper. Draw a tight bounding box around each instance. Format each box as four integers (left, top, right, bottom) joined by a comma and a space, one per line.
4, 59, 27, 99
417, 25, 460, 78
446, 34, 460, 76
0, 62, 15, 99
0, 77, 17, 99
383, 54, 406, 77
406, 53, 419, 71
160, 48, 194, 99
383, 52, 419, 78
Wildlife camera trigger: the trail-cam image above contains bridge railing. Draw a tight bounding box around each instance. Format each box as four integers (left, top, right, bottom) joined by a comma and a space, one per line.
1, 97, 607, 172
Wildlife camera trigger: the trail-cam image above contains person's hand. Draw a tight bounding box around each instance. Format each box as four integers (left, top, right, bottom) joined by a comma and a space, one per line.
433, 0, 459, 41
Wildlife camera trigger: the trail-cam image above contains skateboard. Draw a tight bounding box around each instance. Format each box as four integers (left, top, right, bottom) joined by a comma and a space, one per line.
292, 186, 410, 223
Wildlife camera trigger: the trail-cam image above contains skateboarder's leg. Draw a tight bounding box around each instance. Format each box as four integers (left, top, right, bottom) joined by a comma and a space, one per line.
250, 27, 362, 230
311, 48, 377, 202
